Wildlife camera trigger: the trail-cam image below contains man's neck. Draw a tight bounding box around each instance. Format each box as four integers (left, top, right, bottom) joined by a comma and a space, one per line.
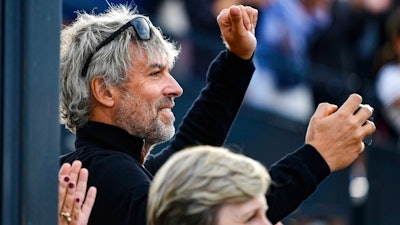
141, 142, 153, 164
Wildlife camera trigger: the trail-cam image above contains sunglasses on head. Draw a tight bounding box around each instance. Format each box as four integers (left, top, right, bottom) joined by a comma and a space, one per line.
81, 16, 152, 77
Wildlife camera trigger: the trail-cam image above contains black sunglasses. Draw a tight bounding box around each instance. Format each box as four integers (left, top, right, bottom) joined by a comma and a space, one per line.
81, 16, 152, 77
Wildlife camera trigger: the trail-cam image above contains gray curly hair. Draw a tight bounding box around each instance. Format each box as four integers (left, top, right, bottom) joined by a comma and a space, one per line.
147, 145, 271, 225
60, 4, 180, 133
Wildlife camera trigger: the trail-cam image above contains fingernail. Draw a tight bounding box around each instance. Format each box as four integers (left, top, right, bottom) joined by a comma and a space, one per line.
64, 176, 70, 182
231, 6, 239, 15
68, 183, 75, 189
76, 198, 80, 203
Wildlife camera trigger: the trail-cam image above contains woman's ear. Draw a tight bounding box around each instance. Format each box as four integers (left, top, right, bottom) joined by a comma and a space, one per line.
90, 77, 116, 107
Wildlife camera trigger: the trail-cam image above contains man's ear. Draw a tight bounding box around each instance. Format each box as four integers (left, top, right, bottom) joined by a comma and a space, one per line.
90, 77, 117, 107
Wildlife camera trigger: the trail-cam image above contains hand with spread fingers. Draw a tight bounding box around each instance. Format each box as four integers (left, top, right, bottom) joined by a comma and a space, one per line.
58, 161, 97, 225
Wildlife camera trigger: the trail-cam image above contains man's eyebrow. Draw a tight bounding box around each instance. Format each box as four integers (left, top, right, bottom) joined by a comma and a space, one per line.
148, 63, 172, 73
149, 63, 165, 69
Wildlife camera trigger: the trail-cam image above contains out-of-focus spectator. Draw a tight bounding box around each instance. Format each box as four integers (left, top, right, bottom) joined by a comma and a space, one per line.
375, 5, 400, 148
308, 0, 396, 108
306, 0, 399, 147
245, 0, 333, 122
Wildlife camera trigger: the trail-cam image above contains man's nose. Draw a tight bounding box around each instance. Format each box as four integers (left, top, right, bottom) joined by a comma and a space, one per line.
164, 74, 183, 98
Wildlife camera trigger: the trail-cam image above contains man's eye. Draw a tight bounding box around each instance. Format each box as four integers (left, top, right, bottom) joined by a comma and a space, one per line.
150, 71, 160, 76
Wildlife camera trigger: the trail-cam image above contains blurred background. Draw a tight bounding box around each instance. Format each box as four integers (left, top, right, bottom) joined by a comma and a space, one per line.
60, 0, 400, 225
2, 0, 400, 224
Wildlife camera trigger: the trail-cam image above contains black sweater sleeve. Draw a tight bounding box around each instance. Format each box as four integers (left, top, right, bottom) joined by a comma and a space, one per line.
266, 144, 331, 223
172, 51, 255, 147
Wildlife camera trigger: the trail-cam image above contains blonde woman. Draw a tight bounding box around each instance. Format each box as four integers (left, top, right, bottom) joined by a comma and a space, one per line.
148, 145, 277, 225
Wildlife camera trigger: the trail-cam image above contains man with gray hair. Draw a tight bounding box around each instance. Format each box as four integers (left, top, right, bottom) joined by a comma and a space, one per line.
59, 3, 375, 225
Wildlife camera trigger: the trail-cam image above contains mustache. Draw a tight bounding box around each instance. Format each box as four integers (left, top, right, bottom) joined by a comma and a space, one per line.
156, 98, 175, 109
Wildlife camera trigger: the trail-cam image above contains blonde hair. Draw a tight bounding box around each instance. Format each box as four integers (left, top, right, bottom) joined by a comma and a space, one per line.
60, 4, 180, 132
147, 145, 271, 225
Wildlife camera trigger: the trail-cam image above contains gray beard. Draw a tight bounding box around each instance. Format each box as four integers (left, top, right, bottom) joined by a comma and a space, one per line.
144, 119, 175, 145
